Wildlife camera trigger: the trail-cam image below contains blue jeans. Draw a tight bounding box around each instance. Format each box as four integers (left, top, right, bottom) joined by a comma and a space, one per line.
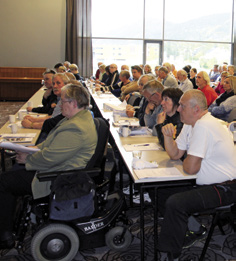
157, 183, 236, 257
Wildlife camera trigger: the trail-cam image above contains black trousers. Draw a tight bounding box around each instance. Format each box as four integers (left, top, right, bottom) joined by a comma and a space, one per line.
0, 169, 35, 235
157, 183, 236, 258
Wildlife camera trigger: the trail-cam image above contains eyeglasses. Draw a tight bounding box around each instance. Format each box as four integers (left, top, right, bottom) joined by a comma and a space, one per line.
61, 99, 72, 104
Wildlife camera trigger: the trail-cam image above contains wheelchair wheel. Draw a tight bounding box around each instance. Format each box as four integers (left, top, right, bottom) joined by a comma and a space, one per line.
105, 226, 132, 251
31, 223, 79, 261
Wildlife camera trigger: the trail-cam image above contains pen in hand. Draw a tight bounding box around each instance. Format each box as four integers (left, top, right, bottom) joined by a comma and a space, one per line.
134, 144, 150, 147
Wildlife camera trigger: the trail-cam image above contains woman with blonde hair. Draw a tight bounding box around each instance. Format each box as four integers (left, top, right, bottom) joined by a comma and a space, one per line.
208, 75, 236, 121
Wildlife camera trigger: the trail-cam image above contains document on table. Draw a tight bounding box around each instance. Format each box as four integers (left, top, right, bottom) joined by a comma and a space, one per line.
134, 167, 184, 181
0, 141, 40, 153
0, 133, 36, 143
123, 143, 161, 151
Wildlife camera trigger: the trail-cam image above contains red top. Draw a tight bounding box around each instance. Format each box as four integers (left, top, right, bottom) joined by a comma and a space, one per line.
214, 83, 225, 96
198, 85, 218, 107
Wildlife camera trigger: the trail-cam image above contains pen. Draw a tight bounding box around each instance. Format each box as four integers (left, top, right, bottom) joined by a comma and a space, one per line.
134, 144, 150, 147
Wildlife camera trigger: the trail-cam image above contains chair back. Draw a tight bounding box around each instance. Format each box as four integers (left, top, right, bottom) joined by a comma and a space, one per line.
228, 108, 236, 122
85, 117, 109, 169
127, 93, 141, 107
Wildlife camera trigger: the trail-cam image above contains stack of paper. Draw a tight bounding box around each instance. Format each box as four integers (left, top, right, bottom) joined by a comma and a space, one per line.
0, 133, 36, 143
0, 141, 40, 153
134, 167, 183, 181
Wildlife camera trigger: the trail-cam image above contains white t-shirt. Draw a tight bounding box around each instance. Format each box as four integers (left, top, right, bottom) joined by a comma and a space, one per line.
176, 112, 236, 185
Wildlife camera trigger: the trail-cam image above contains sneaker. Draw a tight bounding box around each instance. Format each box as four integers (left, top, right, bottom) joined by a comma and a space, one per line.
133, 192, 152, 204
183, 225, 207, 248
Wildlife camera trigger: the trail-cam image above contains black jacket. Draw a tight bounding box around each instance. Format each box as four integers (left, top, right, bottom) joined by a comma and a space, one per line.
32, 90, 57, 115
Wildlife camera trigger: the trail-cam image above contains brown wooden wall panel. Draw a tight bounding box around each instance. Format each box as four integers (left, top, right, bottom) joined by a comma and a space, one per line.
0, 67, 46, 78
0, 82, 42, 101
0, 67, 46, 101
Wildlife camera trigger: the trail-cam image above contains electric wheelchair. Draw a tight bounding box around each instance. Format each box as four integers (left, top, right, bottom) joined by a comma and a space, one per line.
12, 117, 132, 261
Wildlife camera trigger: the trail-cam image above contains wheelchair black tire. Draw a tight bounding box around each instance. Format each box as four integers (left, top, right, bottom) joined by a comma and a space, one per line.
105, 226, 132, 251
31, 223, 79, 261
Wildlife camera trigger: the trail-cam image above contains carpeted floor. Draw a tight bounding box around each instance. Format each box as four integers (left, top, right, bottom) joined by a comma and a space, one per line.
0, 202, 236, 261
0, 102, 25, 129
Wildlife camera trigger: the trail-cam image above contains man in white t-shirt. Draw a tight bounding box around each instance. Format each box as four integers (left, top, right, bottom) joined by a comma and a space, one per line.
157, 89, 236, 260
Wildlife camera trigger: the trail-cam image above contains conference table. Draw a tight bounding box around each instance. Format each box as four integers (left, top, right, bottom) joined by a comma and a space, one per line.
88, 85, 197, 261
0, 87, 47, 170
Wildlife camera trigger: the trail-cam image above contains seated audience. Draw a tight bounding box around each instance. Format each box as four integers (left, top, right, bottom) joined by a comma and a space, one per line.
0, 84, 98, 249
27, 69, 57, 115
108, 70, 131, 98
95, 64, 120, 92
189, 68, 197, 89
208, 75, 236, 121
171, 64, 178, 80
177, 70, 193, 92
162, 62, 175, 79
227, 64, 236, 76
209, 64, 220, 82
95, 62, 103, 80
154, 88, 183, 147
94, 64, 108, 84
63, 61, 71, 71
65, 72, 76, 81
54, 63, 63, 72
21, 73, 70, 129
58, 66, 66, 73
158, 66, 178, 88
142, 80, 164, 129
120, 65, 142, 101
69, 64, 83, 80
144, 64, 153, 75
155, 90, 236, 260
126, 74, 156, 126
214, 71, 229, 95
154, 65, 161, 81
182, 65, 191, 79
196, 71, 217, 106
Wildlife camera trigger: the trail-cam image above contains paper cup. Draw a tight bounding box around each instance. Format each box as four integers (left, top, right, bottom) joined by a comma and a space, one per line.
113, 114, 120, 123
9, 115, 15, 123
18, 111, 24, 120
122, 127, 131, 137
11, 123, 18, 134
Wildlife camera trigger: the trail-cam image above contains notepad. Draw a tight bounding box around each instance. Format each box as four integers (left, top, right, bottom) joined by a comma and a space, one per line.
134, 167, 183, 181
123, 143, 161, 151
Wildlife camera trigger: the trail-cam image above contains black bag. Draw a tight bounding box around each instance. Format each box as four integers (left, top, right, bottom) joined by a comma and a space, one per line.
49, 172, 95, 221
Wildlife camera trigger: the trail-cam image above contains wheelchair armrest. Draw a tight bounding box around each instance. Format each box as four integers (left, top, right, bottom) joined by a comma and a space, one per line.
36, 167, 102, 182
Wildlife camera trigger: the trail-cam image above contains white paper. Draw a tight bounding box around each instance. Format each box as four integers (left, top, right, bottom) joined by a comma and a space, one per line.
0, 142, 40, 153
123, 143, 161, 151
134, 167, 183, 180
113, 120, 140, 127
1, 133, 36, 138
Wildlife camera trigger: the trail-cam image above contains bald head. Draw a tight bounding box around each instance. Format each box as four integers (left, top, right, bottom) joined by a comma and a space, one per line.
183, 90, 208, 111
178, 89, 208, 126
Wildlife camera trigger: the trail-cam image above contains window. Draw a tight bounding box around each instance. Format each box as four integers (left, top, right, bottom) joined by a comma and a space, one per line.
91, 0, 234, 75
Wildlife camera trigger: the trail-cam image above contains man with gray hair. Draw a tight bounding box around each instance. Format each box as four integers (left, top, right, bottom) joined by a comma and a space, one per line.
177, 69, 193, 93
142, 80, 164, 129
157, 89, 236, 260
159, 66, 178, 89
196, 71, 217, 106
162, 62, 176, 79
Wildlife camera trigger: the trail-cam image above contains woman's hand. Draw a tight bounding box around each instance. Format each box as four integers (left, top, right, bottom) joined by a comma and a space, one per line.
157, 111, 166, 124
